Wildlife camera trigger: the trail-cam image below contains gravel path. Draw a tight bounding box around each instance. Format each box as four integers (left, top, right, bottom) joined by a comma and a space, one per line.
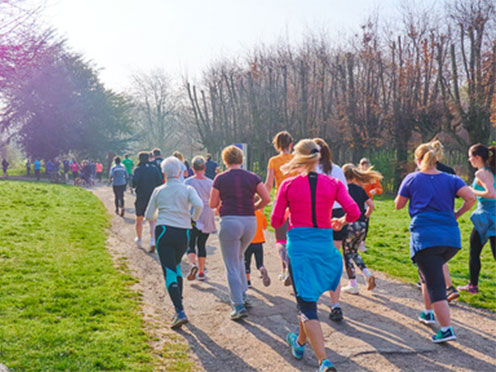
94, 186, 496, 372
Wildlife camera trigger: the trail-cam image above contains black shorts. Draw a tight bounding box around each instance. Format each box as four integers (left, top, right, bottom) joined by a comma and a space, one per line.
135, 198, 150, 217
332, 208, 348, 241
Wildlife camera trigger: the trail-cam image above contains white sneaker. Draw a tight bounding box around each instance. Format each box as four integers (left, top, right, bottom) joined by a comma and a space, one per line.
342, 284, 359, 295
134, 237, 142, 249
358, 241, 367, 252
149, 239, 156, 253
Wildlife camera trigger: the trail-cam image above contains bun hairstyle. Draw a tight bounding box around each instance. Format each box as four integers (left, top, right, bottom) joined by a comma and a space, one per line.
272, 131, 293, 152
470, 144, 496, 174
342, 163, 383, 184
281, 139, 320, 175
415, 140, 443, 172
313, 138, 333, 174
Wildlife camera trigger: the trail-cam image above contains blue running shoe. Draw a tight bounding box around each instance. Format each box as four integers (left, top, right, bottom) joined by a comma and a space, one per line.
418, 311, 436, 325
171, 310, 188, 329
432, 326, 456, 343
230, 305, 248, 320
318, 359, 336, 372
286, 332, 305, 359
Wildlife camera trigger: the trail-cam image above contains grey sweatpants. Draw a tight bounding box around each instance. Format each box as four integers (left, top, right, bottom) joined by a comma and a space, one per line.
218, 215, 257, 306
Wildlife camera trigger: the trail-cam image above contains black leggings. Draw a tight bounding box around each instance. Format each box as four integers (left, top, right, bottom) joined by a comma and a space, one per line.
156, 225, 188, 313
415, 246, 457, 303
288, 262, 318, 321
112, 185, 126, 210
244, 243, 264, 274
187, 226, 209, 258
469, 228, 496, 286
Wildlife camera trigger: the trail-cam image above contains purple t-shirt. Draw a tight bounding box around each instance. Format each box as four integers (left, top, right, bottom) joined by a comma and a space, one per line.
213, 169, 262, 217
398, 172, 466, 217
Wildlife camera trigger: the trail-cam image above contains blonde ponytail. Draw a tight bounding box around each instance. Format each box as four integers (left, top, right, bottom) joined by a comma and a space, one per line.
281, 139, 320, 175
415, 142, 440, 172
342, 163, 383, 184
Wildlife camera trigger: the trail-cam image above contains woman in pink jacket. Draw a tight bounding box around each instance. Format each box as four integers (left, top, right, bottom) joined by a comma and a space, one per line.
271, 139, 360, 372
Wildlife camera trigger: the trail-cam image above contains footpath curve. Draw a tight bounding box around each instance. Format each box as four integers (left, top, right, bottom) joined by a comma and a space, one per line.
93, 186, 496, 372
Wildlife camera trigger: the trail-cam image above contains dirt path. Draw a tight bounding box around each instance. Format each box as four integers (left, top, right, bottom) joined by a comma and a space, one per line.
93, 186, 496, 372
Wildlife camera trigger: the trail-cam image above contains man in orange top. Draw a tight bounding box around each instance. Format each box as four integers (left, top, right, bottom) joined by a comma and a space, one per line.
244, 208, 271, 288
265, 131, 296, 284
359, 158, 383, 199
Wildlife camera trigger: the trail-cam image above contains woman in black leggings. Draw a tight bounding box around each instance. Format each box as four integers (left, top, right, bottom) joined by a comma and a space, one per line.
458, 144, 496, 294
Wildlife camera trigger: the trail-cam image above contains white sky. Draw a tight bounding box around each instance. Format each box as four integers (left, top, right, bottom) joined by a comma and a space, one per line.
43, 0, 438, 92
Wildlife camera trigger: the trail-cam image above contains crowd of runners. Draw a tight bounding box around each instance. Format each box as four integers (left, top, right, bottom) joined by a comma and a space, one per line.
106, 135, 494, 372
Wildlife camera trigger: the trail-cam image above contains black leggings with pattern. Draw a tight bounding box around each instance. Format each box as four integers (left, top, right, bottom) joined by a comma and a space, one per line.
342, 221, 368, 280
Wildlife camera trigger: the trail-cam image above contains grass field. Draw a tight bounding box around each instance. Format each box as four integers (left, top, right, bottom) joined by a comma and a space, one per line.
0, 180, 154, 371
265, 196, 496, 312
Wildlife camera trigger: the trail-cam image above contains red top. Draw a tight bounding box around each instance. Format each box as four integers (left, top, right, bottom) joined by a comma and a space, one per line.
271, 173, 360, 230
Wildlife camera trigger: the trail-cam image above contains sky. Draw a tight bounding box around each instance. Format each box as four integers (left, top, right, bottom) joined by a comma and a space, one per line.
43, 0, 439, 92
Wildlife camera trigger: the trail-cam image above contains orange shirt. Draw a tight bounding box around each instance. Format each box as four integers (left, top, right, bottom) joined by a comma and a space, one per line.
268, 153, 296, 193
363, 180, 383, 199
252, 209, 268, 244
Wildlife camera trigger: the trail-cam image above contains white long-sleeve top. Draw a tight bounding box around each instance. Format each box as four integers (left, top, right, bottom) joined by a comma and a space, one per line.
144, 178, 203, 229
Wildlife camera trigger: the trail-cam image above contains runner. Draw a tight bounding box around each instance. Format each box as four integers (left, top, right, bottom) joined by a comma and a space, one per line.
96, 161, 103, 182
209, 145, 271, 320
264, 131, 296, 285
122, 154, 134, 194
26, 159, 31, 176
184, 156, 217, 281
1, 158, 8, 177
172, 151, 189, 182
70, 159, 79, 181
34, 159, 41, 181
144, 156, 203, 329
152, 148, 163, 169
63, 159, 70, 183
458, 144, 496, 294
358, 157, 382, 252
244, 203, 271, 288
395, 141, 475, 343
314, 138, 347, 321
271, 139, 360, 372
205, 154, 219, 179
132, 152, 163, 251
109, 156, 128, 217
340, 163, 382, 295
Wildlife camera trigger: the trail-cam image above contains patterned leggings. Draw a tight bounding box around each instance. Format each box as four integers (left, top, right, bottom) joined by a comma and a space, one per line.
342, 221, 368, 279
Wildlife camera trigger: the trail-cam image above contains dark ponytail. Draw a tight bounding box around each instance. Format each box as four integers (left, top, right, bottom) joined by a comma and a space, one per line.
470, 144, 496, 174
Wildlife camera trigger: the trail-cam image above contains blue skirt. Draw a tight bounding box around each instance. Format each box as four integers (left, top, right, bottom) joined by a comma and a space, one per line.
409, 211, 461, 260
287, 227, 342, 302
471, 201, 496, 245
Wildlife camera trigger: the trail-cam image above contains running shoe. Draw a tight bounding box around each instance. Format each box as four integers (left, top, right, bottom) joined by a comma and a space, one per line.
260, 267, 271, 287
329, 306, 343, 322
120, 208, 125, 217
432, 326, 456, 343
170, 311, 188, 329
187, 265, 198, 281
148, 239, 156, 253
342, 284, 359, 295
457, 283, 479, 294
318, 359, 337, 372
283, 269, 292, 286
244, 296, 253, 309
230, 305, 248, 320
418, 311, 436, 325
367, 275, 376, 290
358, 241, 367, 252
416, 281, 422, 289
446, 286, 460, 302
286, 332, 305, 360
115, 208, 119, 215
134, 237, 143, 249
197, 272, 206, 281
247, 280, 252, 288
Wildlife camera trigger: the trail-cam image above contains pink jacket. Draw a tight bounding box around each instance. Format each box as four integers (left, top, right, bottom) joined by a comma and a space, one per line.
271, 173, 360, 230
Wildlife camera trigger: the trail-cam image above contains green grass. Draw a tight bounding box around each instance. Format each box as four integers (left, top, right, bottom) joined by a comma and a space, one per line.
0, 180, 154, 371
264, 194, 495, 312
